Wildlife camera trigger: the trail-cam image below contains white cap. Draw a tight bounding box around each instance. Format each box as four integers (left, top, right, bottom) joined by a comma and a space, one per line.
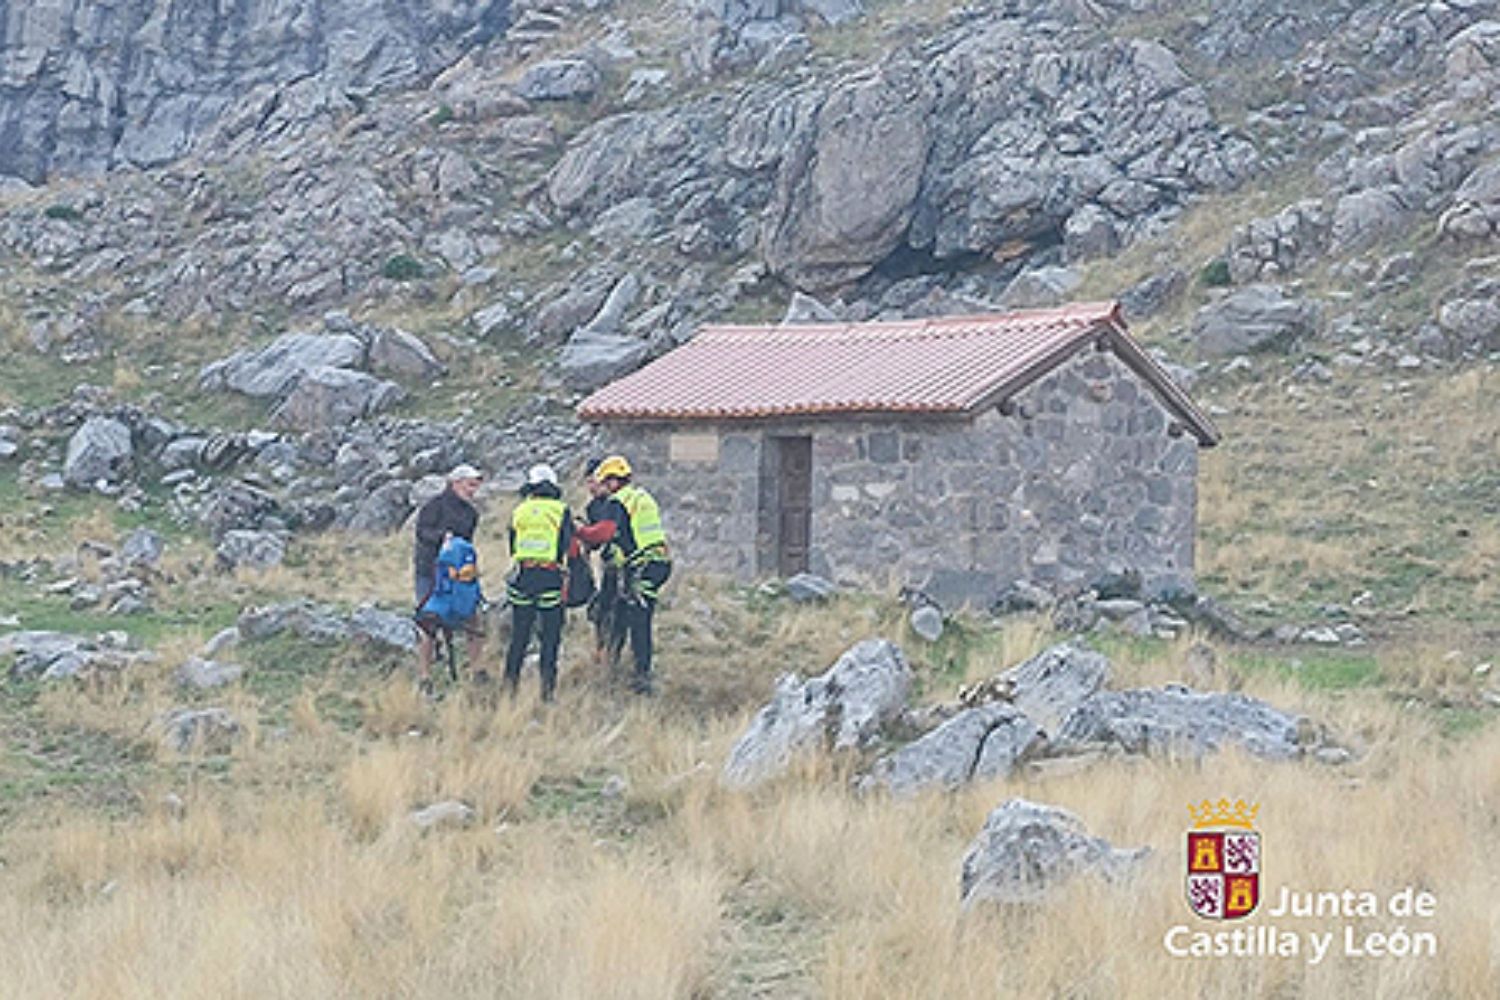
526, 463, 558, 487
448, 463, 484, 482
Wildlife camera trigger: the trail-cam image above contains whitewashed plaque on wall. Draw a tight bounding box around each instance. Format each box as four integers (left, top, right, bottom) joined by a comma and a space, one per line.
669, 432, 720, 464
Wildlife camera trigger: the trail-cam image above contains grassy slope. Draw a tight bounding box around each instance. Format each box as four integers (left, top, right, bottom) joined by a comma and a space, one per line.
0, 561, 1495, 996
0, 5, 1497, 995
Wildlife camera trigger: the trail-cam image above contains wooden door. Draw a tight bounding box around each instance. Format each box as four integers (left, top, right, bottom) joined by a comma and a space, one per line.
777, 437, 812, 576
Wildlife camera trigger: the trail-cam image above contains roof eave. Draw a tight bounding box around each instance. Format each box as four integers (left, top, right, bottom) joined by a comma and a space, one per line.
1099, 324, 1222, 447
577, 404, 974, 424
959, 315, 1220, 448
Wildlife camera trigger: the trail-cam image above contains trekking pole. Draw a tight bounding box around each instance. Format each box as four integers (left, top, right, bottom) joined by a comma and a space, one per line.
444, 626, 459, 683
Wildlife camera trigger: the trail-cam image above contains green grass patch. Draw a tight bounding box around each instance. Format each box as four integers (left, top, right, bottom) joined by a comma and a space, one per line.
1091, 632, 1176, 666
0, 348, 113, 409
239, 635, 342, 704
382, 254, 425, 282
0, 575, 239, 649
527, 774, 600, 819
1198, 258, 1231, 287
313, 688, 366, 732
1229, 648, 1381, 690
0, 684, 157, 820
910, 616, 1008, 690
1434, 707, 1493, 740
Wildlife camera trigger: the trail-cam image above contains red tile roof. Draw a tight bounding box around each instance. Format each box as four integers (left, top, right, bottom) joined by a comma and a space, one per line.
577, 302, 1219, 445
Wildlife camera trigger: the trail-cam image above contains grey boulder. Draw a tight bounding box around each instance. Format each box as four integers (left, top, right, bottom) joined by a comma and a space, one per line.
470, 301, 515, 338
1226, 200, 1328, 283
960, 798, 1149, 907
785, 572, 838, 602
270, 366, 405, 430
346, 480, 413, 535
410, 800, 477, 830
215, 530, 287, 571
175, 657, 244, 690
781, 291, 840, 325
1192, 284, 1317, 358
199, 333, 365, 398
517, 60, 601, 102
1063, 204, 1120, 260
1440, 160, 1500, 241
909, 605, 944, 642
156, 708, 240, 754
1000, 267, 1083, 309
349, 604, 420, 652
368, 327, 444, 380
761, 68, 934, 291
3, 631, 152, 681
722, 639, 912, 788
799, 0, 865, 26
159, 437, 206, 471
1330, 188, 1408, 253
64, 416, 133, 488
997, 641, 1111, 734
120, 527, 165, 568
559, 330, 650, 390
237, 601, 352, 644
2, 631, 91, 678
199, 480, 280, 539
1052, 686, 1310, 761
200, 627, 241, 658
1437, 288, 1500, 354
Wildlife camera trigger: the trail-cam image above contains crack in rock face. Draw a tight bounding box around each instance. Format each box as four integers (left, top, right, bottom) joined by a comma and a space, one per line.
863, 703, 1043, 796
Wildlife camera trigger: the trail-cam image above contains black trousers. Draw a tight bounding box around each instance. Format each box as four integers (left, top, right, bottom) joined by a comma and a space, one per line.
609, 560, 671, 684
506, 566, 563, 701
506, 603, 561, 700
589, 565, 622, 655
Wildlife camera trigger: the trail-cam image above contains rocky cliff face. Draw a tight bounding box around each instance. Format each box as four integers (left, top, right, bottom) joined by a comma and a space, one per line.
2, 0, 1499, 389
0, 0, 508, 182
548, 19, 1257, 293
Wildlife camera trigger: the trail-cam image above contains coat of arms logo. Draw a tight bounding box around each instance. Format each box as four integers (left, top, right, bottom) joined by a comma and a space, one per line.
1186, 799, 1261, 920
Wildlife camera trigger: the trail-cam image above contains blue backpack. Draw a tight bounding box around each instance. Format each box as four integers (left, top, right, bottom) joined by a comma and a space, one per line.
419, 537, 483, 627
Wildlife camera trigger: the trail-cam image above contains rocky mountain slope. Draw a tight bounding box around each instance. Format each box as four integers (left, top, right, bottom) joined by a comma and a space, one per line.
3, 1, 1498, 363
0, 0, 1496, 633
0, 9, 1497, 994
0, 0, 509, 181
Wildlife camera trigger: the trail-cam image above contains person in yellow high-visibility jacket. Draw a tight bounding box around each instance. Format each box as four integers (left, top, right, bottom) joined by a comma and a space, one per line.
504, 463, 575, 702
589, 455, 672, 695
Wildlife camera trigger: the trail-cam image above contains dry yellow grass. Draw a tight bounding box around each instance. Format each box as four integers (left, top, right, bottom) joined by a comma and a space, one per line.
2, 610, 1496, 999
3, 472, 1496, 999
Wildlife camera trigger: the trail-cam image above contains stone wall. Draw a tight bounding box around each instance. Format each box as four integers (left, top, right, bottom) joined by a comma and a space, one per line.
596, 346, 1201, 607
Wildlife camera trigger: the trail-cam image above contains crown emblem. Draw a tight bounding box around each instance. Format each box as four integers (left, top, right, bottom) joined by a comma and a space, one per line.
1188, 798, 1259, 830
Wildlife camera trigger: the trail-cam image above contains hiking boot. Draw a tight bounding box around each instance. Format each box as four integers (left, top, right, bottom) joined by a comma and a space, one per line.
629, 674, 655, 697
472, 669, 493, 687
416, 677, 436, 701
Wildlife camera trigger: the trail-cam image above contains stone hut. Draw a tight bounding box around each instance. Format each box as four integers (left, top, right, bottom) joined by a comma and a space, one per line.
576, 303, 1220, 608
